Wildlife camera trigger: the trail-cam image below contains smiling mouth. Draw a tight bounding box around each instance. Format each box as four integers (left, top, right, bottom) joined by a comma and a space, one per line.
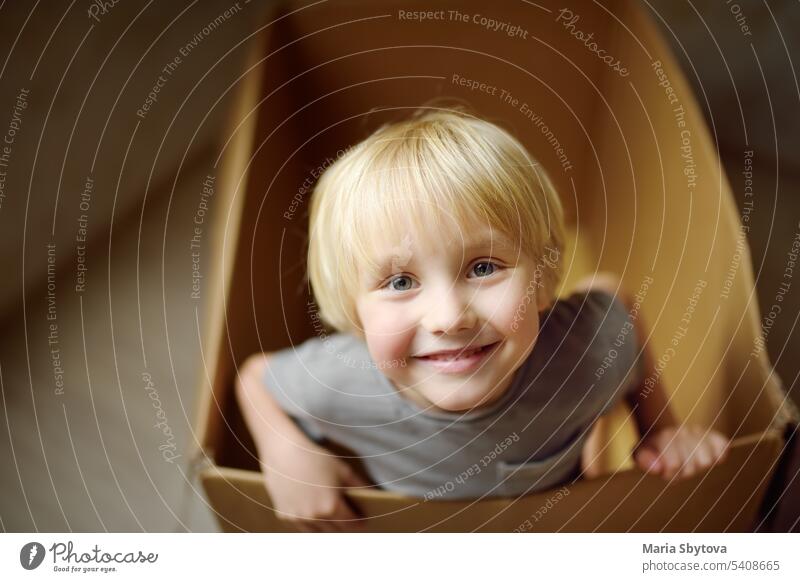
415, 341, 501, 361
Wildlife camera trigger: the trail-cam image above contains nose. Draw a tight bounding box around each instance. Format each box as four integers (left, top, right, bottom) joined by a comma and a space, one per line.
420, 284, 477, 335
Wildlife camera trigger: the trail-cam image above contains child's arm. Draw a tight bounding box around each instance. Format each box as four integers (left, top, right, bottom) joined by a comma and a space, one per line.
574, 273, 729, 479
235, 353, 368, 532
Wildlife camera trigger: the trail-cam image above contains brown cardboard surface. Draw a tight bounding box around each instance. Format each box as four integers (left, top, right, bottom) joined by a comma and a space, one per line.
200, 432, 783, 532
192, 0, 798, 532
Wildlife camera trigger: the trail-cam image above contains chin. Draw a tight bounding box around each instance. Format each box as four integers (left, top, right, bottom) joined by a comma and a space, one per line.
424, 383, 497, 412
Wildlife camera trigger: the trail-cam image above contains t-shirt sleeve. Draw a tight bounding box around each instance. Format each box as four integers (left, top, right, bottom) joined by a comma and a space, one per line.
557, 289, 646, 416
586, 290, 646, 414
262, 335, 334, 442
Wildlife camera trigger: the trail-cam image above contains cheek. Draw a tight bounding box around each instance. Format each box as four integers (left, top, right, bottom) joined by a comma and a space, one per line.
357, 300, 416, 364
477, 276, 539, 335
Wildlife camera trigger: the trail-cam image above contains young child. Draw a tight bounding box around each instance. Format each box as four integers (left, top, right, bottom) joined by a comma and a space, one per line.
235, 109, 729, 532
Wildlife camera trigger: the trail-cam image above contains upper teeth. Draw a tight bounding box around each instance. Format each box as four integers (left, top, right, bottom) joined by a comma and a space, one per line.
426, 345, 485, 360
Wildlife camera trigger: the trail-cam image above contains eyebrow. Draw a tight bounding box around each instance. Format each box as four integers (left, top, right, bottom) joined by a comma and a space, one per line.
458, 236, 517, 252
372, 235, 517, 273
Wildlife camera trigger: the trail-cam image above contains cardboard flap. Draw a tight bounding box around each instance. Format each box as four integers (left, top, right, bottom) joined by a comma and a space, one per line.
200, 431, 783, 532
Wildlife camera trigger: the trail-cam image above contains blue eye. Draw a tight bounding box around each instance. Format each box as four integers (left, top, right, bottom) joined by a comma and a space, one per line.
386, 275, 415, 292
471, 261, 497, 278
382, 262, 499, 291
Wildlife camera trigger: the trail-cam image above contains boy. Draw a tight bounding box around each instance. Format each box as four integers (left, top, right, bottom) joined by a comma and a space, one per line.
236, 109, 729, 532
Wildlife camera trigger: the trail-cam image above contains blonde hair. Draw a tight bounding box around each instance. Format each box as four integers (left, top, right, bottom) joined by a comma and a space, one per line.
306, 108, 565, 335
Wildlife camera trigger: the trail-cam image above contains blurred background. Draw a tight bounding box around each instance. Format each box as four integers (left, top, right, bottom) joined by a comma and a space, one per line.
0, 0, 797, 532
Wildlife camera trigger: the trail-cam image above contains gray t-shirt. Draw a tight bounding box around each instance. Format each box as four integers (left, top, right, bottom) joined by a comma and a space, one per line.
263, 290, 643, 500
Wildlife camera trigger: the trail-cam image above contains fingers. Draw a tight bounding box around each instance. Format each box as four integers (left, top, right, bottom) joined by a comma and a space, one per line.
332, 467, 369, 531
279, 494, 367, 533
709, 431, 730, 464
276, 511, 315, 533
329, 498, 368, 532
657, 440, 683, 479
339, 464, 371, 488
312, 520, 337, 533
276, 509, 320, 533
638, 427, 732, 482
270, 461, 370, 533
634, 446, 662, 474
686, 441, 711, 476
676, 430, 699, 478
681, 429, 730, 477
294, 504, 366, 533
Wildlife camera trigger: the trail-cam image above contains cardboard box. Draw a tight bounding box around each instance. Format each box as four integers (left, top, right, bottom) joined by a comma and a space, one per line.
192, 0, 798, 532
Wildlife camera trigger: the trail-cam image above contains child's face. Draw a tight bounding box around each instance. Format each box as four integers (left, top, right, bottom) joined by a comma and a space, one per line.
355, 219, 547, 412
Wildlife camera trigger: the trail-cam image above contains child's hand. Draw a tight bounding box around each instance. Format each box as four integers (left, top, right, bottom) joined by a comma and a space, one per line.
263, 441, 370, 532
633, 425, 730, 480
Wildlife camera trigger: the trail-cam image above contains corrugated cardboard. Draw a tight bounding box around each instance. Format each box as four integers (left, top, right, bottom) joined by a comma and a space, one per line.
192, 0, 798, 532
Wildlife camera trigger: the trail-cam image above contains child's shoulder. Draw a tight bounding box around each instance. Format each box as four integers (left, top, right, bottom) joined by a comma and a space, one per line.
535, 283, 634, 368
270, 330, 359, 366
545, 273, 625, 323
544, 287, 626, 331
266, 332, 378, 393
264, 332, 394, 424
530, 281, 641, 415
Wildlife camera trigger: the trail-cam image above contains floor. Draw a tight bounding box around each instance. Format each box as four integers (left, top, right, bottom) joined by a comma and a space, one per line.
0, 150, 221, 531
